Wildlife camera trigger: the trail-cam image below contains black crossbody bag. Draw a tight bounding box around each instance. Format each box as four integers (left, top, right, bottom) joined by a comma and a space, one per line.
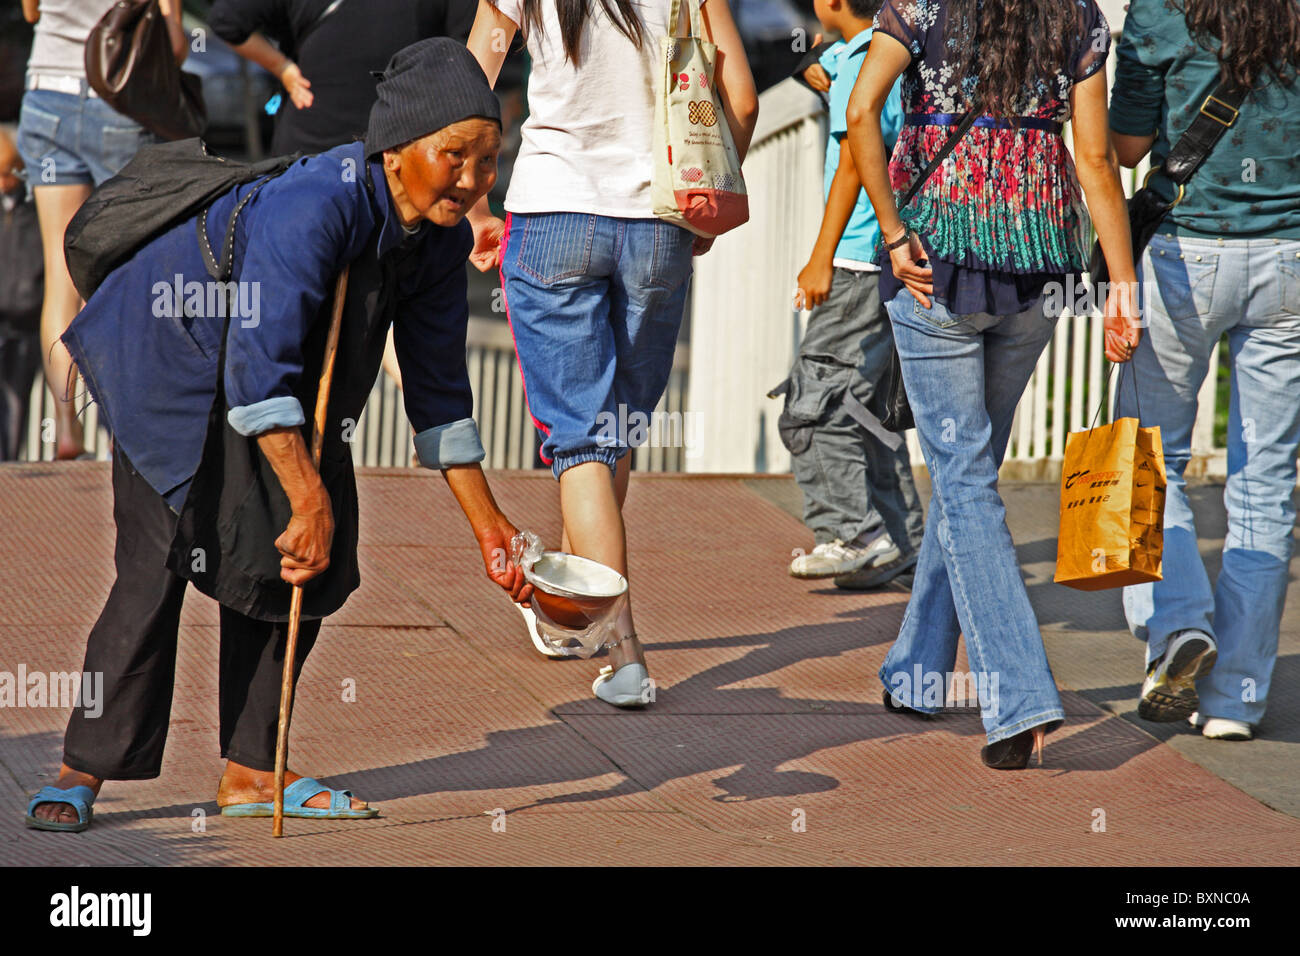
1088, 77, 1246, 285
875, 108, 980, 432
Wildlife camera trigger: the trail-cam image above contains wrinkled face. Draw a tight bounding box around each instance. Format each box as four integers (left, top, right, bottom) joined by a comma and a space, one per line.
383, 118, 501, 227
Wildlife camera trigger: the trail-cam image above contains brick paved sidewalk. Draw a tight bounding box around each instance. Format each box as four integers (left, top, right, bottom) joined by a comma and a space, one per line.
1, 463, 1296, 865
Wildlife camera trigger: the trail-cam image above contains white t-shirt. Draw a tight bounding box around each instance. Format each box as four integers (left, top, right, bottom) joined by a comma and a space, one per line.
495, 0, 701, 217
27, 0, 120, 79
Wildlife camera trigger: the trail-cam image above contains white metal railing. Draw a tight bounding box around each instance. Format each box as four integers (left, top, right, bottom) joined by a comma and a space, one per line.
687, 79, 828, 474
18, 316, 690, 473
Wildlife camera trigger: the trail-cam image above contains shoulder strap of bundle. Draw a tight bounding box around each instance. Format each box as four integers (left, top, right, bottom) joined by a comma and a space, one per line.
194, 148, 373, 283
194, 174, 282, 282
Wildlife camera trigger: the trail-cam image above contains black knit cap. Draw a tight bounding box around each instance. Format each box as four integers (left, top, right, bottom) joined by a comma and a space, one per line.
364, 37, 501, 158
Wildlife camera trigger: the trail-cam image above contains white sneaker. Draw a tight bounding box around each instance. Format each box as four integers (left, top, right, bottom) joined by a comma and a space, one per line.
1201, 717, 1254, 741
517, 603, 570, 659
834, 550, 918, 591
789, 534, 900, 579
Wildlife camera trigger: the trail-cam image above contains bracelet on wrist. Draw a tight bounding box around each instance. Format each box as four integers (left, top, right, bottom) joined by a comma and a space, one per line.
886, 227, 913, 251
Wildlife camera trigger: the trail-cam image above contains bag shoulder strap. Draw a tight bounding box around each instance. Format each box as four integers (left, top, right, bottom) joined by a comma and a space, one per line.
196, 149, 373, 282
669, 0, 703, 40
900, 107, 980, 209
1160, 77, 1249, 185
195, 173, 282, 282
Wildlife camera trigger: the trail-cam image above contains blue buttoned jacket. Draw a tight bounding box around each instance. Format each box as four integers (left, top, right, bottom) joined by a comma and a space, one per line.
64, 141, 485, 511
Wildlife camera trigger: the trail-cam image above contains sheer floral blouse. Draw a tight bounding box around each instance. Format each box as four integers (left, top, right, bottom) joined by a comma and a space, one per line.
873, 0, 1110, 315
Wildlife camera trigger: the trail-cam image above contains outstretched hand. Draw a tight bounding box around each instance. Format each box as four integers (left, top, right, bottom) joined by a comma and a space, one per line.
476, 518, 533, 606
279, 62, 314, 110
469, 214, 505, 272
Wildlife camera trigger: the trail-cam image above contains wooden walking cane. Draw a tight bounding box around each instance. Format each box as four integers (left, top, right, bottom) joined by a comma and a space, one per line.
272, 264, 350, 837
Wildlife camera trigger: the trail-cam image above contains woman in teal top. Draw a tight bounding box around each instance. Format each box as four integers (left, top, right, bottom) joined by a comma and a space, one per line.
1109, 0, 1300, 742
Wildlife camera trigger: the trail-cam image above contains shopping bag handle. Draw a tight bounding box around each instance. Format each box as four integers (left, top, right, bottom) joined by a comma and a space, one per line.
669, 0, 705, 40
1080, 359, 1143, 452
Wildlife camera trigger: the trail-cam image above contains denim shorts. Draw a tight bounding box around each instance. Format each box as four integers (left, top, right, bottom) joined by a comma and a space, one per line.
498, 211, 695, 478
16, 86, 153, 194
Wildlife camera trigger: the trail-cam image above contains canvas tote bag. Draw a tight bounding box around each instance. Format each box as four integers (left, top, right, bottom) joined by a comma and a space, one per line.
652, 0, 749, 238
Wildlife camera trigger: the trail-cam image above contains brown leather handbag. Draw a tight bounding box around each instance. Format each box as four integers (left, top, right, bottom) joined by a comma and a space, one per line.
85, 0, 207, 141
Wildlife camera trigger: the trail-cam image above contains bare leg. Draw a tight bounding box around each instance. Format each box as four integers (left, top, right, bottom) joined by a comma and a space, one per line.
381, 325, 403, 390
33, 184, 92, 460
561, 454, 630, 547
559, 457, 645, 670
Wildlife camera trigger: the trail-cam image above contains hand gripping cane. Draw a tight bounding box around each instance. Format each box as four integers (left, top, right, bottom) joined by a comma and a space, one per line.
273, 264, 350, 837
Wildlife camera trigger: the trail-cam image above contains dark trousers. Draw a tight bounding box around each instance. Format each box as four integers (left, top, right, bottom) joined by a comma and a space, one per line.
63, 448, 320, 779
0, 318, 40, 461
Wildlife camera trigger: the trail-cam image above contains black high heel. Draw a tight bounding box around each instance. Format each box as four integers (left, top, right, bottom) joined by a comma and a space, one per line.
981, 725, 1049, 770
882, 689, 934, 720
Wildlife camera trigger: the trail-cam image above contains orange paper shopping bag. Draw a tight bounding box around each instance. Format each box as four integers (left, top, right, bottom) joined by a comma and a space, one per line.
1055, 416, 1166, 591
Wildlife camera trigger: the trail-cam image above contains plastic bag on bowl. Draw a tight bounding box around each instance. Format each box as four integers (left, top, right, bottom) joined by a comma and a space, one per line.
510, 531, 629, 659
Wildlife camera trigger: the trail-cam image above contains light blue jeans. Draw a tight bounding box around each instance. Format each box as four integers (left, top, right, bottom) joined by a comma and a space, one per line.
879, 290, 1065, 743
1118, 233, 1300, 726
17, 86, 153, 193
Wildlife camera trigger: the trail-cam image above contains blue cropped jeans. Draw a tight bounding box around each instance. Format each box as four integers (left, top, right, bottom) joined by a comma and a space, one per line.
498, 211, 695, 478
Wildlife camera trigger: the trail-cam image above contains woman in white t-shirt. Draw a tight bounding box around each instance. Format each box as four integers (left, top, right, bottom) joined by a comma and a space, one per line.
19, 0, 185, 459
468, 0, 757, 705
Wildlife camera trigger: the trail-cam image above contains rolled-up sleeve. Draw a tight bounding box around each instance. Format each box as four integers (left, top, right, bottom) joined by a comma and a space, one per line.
227, 394, 305, 436
1109, 0, 1170, 136
223, 168, 369, 437
394, 221, 484, 469
412, 417, 485, 469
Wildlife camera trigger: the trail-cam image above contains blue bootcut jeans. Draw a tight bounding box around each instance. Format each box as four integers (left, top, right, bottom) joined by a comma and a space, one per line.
1117, 233, 1300, 726
879, 289, 1065, 743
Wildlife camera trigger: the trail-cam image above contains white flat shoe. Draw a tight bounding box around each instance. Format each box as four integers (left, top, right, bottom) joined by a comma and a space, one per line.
592, 663, 650, 708
789, 534, 900, 579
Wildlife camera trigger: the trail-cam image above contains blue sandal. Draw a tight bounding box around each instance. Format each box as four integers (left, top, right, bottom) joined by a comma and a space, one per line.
25, 785, 96, 832
220, 777, 379, 819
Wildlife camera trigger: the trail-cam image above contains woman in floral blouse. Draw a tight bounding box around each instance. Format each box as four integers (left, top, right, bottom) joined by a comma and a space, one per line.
845, 0, 1140, 769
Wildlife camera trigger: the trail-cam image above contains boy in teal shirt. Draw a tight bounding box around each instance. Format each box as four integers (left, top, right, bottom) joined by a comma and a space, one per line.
776, 0, 921, 585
